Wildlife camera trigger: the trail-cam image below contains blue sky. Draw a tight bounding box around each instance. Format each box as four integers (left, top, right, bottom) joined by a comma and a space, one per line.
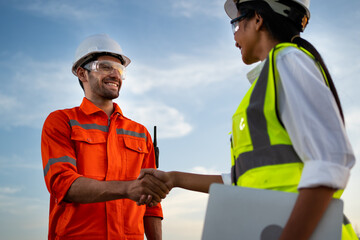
0, 0, 359, 239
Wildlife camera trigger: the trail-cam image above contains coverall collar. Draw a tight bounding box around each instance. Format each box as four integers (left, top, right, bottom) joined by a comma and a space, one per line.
80, 97, 123, 117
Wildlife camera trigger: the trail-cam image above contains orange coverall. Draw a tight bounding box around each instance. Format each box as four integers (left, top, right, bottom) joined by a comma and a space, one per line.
41, 97, 163, 240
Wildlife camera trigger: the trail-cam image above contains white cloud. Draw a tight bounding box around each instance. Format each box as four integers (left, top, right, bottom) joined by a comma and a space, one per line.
127, 49, 247, 95
162, 188, 208, 240
305, 19, 360, 100
0, 93, 19, 112
340, 108, 360, 232
0, 53, 194, 139
26, 1, 87, 19
0, 154, 41, 170
14, 0, 106, 20
16, 0, 227, 21
119, 99, 193, 139
346, 108, 360, 156
0, 183, 47, 232
0, 187, 21, 194
190, 166, 222, 175
0, 193, 48, 238
161, 166, 219, 239
160, 166, 223, 240
171, 0, 225, 18
0, 54, 82, 129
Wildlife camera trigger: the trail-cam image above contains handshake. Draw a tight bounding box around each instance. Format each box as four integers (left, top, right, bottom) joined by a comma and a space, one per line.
129, 169, 220, 207
131, 169, 174, 207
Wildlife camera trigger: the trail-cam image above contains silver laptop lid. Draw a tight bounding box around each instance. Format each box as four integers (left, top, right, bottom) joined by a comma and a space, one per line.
202, 184, 343, 240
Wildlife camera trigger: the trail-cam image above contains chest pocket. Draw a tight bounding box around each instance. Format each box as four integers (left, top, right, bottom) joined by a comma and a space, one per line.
232, 110, 252, 156
123, 137, 148, 179
71, 128, 107, 180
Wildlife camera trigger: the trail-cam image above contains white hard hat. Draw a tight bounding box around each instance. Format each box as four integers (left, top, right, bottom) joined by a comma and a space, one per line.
224, 0, 310, 31
72, 34, 131, 76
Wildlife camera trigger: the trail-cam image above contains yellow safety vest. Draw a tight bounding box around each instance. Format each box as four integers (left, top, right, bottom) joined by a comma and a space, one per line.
230, 42, 358, 239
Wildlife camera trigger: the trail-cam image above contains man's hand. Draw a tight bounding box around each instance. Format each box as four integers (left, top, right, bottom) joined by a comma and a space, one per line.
137, 169, 175, 206
126, 173, 170, 207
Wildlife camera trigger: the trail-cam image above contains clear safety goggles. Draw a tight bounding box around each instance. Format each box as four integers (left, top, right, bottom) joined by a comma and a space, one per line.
230, 12, 248, 34
84, 60, 126, 79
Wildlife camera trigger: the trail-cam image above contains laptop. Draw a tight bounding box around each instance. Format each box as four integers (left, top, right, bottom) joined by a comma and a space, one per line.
201, 184, 343, 240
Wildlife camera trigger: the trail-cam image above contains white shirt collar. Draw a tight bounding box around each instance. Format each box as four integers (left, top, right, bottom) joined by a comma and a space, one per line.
246, 61, 265, 84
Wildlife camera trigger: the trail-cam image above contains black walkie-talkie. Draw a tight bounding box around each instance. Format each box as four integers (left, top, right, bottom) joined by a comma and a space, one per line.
154, 126, 159, 168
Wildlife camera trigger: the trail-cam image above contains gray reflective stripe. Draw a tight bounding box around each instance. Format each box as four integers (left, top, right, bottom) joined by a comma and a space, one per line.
116, 128, 147, 140
43, 156, 77, 176
232, 145, 302, 178
247, 58, 271, 149
69, 119, 108, 132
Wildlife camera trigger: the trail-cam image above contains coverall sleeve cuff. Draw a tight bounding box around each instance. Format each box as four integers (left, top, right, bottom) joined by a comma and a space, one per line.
298, 160, 350, 190
55, 173, 82, 205
145, 204, 163, 220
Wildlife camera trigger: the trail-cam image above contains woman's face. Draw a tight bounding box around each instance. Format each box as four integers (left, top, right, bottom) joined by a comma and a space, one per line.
233, 11, 262, 65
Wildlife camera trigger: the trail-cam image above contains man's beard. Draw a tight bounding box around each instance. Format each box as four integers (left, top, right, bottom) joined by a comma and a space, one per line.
89, 75, 121, 100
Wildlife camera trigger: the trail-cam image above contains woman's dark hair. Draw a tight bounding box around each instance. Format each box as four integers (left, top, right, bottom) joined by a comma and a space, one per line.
237, 1, 345, 123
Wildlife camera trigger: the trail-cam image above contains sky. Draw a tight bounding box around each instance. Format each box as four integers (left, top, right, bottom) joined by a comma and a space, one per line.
0, 0, 359, 239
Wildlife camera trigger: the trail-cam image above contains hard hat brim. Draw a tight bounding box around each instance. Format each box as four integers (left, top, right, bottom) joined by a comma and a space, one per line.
224, 0, 239, 19
72, 51, 131, 76
224, 0, 310, 20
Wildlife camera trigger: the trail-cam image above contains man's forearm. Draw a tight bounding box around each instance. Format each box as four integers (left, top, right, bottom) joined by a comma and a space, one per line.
144, 216, 162, 240
64, 175, 169, 204
64, 177, 129, 203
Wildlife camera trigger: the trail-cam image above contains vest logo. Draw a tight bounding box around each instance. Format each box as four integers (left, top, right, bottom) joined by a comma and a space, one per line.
239, 117, 245, 131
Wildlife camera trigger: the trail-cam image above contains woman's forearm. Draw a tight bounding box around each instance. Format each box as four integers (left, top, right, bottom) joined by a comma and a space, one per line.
279, 186, 336, 240
170, 171, 223, 193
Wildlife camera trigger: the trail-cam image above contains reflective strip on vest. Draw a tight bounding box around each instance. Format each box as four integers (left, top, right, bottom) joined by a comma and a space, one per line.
69, 119, 109, 132
116, 128, 147, 141
232, 145, 302, 178
43, 156, 77, 176
247, 58, 272, 148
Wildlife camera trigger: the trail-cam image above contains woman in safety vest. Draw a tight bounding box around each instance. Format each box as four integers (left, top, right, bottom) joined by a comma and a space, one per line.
140, 0, 358, 239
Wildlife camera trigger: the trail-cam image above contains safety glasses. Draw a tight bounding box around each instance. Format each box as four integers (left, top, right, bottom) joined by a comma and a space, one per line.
84, 60, 126, 79
230, 12, 248, 34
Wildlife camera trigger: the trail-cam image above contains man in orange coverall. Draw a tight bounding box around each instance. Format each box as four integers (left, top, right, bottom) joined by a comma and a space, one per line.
41, 34, 169, 240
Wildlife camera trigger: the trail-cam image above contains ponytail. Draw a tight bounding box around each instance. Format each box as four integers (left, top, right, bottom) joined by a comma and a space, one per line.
292, 36, 345, 123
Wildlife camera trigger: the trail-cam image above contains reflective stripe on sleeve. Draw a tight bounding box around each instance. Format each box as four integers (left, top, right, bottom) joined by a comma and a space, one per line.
69, 119, 108, 132
116, 128, 147, 140
43, 156, 77, 177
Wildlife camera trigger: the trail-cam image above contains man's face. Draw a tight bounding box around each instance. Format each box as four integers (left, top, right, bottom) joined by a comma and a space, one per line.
85, 55, 123, 101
